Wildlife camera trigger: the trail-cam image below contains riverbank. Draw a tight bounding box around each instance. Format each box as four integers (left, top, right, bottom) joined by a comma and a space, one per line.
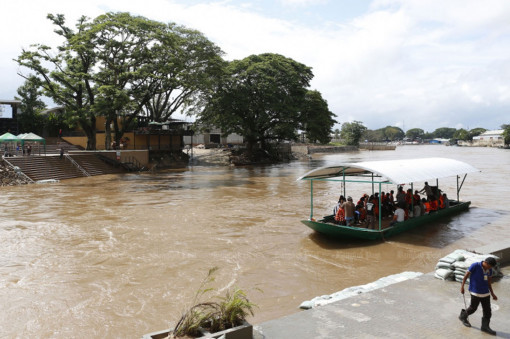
0, 160, 31, 186
255, 241, 510, 338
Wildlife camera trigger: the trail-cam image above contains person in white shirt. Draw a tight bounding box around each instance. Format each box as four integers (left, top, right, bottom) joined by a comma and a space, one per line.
390, 202, 405, 226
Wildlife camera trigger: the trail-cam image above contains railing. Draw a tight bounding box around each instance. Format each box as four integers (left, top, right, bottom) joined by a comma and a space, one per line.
64, 154, 90, 176
1, 157, 35, 183
122, 156, 145, 171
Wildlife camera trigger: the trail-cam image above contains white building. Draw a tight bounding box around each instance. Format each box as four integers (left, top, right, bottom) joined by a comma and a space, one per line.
459, 129, 505, 147
183, 126, 244, 147
472, 129, 505, 147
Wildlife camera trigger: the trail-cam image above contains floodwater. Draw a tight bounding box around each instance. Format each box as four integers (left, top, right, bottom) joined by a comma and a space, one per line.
0, 145, 509, 338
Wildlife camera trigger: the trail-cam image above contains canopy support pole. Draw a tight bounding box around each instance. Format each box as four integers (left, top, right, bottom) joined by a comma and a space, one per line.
457, 174, 467, 201
309, 180, 314, 220
378, 182, 382, 231
342, 169, 346, 198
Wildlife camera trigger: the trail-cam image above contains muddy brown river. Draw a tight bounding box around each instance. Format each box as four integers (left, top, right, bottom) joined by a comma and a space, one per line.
1, 145, 509, 337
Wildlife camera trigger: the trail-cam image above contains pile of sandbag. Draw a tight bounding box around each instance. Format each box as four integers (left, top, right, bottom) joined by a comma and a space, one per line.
434, 249, 500, 282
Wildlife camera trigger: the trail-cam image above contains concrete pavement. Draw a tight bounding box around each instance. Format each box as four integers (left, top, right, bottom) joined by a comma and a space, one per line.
254, 242, 510, 338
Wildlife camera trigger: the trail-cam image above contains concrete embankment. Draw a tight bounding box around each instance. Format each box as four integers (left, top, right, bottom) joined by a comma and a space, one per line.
291, 145, 358, 155
254, 240, 510, 338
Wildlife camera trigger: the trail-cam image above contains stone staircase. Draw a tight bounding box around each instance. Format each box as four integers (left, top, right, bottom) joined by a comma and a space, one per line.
5, 156, 88, 181
4, 153, 126, 182
70, 154, 125, 176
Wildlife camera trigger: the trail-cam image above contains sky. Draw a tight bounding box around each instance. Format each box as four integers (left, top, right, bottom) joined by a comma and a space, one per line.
1, 0, 510, 132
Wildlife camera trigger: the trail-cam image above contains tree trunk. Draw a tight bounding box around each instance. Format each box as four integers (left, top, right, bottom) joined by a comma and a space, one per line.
105, 119, 112, 150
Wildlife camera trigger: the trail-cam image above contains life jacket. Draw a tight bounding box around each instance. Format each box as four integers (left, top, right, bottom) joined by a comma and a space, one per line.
424, 201, 431, 213
413, 194, 421, 205
429, 200, 438, 211
439, 195, 445, 209
335, 207, 345, 222
371, 198, 379, 214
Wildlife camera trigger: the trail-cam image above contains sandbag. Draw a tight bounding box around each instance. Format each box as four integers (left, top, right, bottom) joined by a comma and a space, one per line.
435, 268, 454, 280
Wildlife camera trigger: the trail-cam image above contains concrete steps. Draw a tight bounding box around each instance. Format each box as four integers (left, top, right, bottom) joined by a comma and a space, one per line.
6, 156, 87, 181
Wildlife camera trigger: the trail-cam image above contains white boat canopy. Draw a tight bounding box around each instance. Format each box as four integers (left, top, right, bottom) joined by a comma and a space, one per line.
298, 158, 480, 184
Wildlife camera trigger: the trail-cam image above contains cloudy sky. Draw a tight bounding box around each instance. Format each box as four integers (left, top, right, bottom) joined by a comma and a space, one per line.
1, 0, 510, 132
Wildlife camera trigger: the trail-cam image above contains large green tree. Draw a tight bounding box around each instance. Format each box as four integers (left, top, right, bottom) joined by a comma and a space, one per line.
17, 12, 224, 150
15, 76, 46, 135
17, 14, 98, 149
197, 53, 313, 154
340, 121, 367, 146
453, 128, 469, 140
87, 12, 225, 149
467, 127, 486, 140
432, 127, 456, 139
300, 90, 336, 144
406, 128, 424, 140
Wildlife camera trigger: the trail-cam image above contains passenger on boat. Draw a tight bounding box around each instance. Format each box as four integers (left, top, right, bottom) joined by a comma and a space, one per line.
342, 196, 356, 226
396, 186, 406, 206
419, 182, 434, 199
405, 189, 413, 212
442, 193, 450, 209
333, 196, 345, 216
429, 197, 439, 212
413, 190, 421, 217
386, 192, 395, 215
356, 204, 366, 224
390, 202, 406, 226
334, 204, 346, 225
422, 198, 430, 214
366, 195, 377, 229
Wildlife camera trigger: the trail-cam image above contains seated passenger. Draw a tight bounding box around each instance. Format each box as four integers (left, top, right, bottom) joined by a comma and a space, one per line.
356, 204, 366, 224
422, 198, 430, 214
390, 202, 406, 226
334, 205, 346, 225
333, 196, 345, 216
342, 196, 356, 226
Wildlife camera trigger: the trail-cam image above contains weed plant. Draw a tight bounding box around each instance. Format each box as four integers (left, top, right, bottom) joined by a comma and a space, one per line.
171, 267, 257, 338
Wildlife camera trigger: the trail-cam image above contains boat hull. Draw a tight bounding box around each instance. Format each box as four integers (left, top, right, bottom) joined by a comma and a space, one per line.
301, 201, 471, 240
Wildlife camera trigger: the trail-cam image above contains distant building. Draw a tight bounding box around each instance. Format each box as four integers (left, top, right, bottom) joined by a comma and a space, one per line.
430, 138, 449, 144
459, 129, 504, 147
183, 126, 243, 147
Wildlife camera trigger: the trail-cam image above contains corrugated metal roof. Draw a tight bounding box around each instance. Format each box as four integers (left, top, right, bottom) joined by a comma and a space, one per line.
298, 158, 480, 184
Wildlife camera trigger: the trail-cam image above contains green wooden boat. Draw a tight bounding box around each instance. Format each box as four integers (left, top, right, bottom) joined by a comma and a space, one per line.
298, 158, 479, 241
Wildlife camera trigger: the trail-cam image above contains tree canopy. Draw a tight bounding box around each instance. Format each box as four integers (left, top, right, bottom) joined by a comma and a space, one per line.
15, 76, 47, 135
300, 90, 336, 144
196, 53, 314, 153
502, 124, 510, 145
16, 12, 224, 149
340, 121, 367, 146
406, 128, 425, 140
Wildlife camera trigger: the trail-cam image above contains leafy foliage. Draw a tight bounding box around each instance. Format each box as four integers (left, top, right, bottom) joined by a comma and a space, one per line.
340, 121, 367, 146
15, 76, 46, 134
197, 53, 313, 154
16, 12, 224, 150
432, 127, 456, 139
502, 124, 510, 145
300, 90, 336, 144
405, 128, 424, 140
172, 267, 257, 338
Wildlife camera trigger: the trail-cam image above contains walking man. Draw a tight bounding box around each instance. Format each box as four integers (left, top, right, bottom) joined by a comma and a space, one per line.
459, 257, 498, 335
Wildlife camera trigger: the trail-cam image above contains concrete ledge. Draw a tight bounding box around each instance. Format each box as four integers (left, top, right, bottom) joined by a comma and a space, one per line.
475, 240, 510, 264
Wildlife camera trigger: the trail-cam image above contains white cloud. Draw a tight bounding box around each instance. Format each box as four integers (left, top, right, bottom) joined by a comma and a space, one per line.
2, 0, 510, 131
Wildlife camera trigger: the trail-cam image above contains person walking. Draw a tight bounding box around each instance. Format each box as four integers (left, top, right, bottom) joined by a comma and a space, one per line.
459, 257, 498, 335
